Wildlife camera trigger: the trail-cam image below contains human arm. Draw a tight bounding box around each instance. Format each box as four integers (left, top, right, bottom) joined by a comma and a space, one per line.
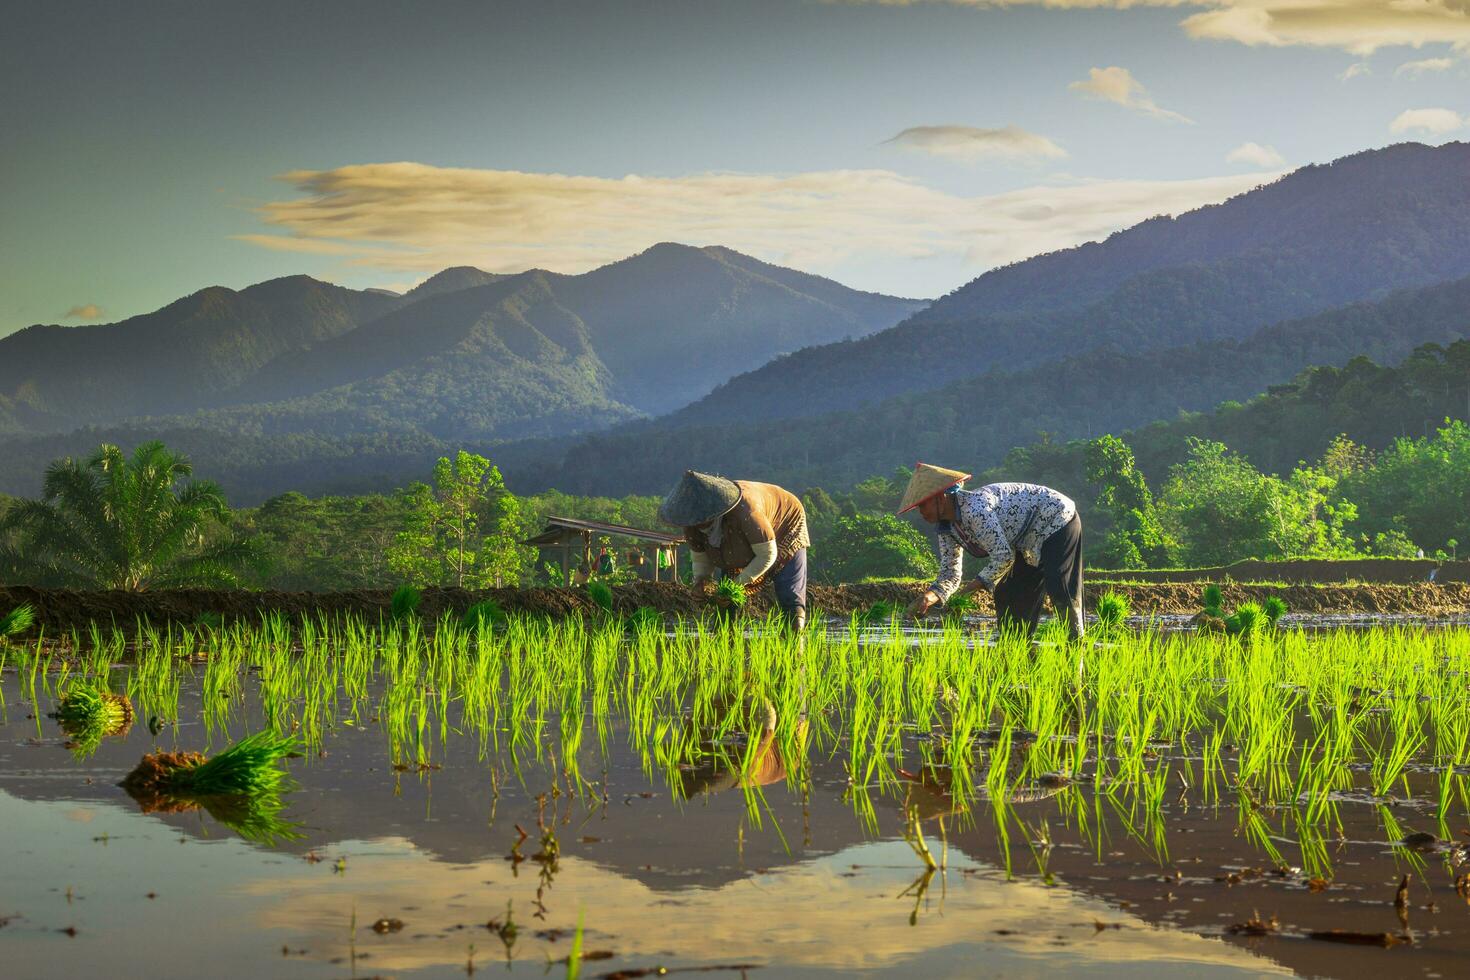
737, 539, 777, 584
908, 528, 961, 616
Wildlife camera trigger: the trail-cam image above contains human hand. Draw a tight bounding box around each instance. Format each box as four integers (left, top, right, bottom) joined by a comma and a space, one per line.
907, 590, 940, 618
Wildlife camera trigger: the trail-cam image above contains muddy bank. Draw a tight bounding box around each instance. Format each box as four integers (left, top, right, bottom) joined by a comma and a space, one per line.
1091, 557, 1470, 585
2, 579, 1469, 635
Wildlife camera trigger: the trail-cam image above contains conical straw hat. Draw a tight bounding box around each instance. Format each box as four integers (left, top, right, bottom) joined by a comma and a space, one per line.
658, 470, 742, 526
897, 462, 970, 514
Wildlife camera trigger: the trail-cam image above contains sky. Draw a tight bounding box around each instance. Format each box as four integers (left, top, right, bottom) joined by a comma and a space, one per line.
3, 0, 1469, 336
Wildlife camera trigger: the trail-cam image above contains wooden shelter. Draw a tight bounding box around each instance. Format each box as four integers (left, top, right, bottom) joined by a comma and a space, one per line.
523, 517, 684, 583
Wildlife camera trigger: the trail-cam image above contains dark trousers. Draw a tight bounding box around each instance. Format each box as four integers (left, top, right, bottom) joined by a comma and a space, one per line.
772, 548, 808, 614
993, 515, 1083, 638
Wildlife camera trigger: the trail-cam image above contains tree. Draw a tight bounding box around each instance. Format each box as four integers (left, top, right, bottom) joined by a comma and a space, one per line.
817, 513, 936, 584
0, 441, 261, 589
1084, 435, 1172, 568
1341, 419, 1470, 554
386, 451, 532, 588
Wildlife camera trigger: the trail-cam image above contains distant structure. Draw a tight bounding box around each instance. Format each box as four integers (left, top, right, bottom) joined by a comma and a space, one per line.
523, 517, 684, 584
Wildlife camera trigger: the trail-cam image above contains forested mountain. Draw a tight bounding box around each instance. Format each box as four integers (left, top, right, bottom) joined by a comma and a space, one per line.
0, 276, 399, 430
664, 142, 1470, 426
501, 272, 1470, 495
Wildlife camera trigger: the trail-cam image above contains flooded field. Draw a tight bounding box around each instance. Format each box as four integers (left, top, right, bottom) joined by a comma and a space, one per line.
4, 614, 1470, 978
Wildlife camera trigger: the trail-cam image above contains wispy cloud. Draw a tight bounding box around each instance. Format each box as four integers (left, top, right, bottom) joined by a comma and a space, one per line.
834, 1, 1470, 55
63, 304, 104, 320
1068, 66, 1194, 123
240, 162, 1274, 283
1338, 61, 1371, 81
1389, 107, 1466, 134
881, 124, 1066, 162
1226, 142, 1285, 166
1395, 56, 1455, 77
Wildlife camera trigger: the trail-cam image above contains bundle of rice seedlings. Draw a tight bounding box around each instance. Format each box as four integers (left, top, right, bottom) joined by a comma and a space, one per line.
1263, 596, 1288, 626
462, 599, 508, 631
1, 603, 36, 638
941, 592, 975, 625
1095, 591, 1130, 633
54, 683, 134, 731
1201, 584, 1224, 619
715, 578, 747, 609
587, 580, 615, 613
122, 730, 298, 798
391, 584, 422, 621
627, 606, 662, 634
1225, 601, 1265, 636
862, 600, 899, 625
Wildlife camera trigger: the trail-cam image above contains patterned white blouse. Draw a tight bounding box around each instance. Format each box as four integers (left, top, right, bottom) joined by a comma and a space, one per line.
930, 483, 1078, 600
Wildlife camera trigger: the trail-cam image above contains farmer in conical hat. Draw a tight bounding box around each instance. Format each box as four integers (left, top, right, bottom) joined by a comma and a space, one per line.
899, 464, 1084, 639
658, 471, 810, 630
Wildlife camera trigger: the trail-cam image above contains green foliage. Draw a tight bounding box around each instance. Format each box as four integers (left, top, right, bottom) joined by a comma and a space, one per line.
1225, 601, 1265, 636
462, 600, 507, 632
861, 600, 899, 625
1085, 435, 1172, 568
1094, 591, 1130, 633
1339, 420, 1470, 555
387, 451, 532, 589
1202, 584, 1224, 617
0, 441, 263, 589
241, 491, 410, 590
942, 592, 975, 625
587, 581, 615, 613
390, 584, 421, 621
715, 578, 747, 608
0, 603, 35, 637
627, 606, 662, 634
817, 512, 937, 584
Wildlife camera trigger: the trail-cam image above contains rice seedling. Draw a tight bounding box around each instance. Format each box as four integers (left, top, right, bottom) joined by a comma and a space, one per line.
1224, 600, 1265, 636
1263, 596, 1288, 625
1201, 583, 1223, 618
123, 730, 299, 797
391, 584, 422, 620
860, 600, 899, 625
463, 599, 508, 632
0, 603, 35, 638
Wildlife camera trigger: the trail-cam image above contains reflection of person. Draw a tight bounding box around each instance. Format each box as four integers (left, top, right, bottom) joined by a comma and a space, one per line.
899, 464, 1084, 639
677, 702, 809, 797
658, 470, 810, 630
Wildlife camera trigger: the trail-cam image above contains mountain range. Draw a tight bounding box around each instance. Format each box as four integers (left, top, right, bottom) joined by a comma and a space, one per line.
2, 141, 1469, 505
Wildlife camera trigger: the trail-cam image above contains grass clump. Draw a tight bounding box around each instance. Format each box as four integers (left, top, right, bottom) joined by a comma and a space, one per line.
942, 592, 975, 626
53, 683, 134, 758
1094, 591, 1130, 634
861, 600, 899, 625
463, 599, 507, 631
1225, 600, 1265, 636
163, 731, 299, 796
587, 580, 615, 613
1202, 584, 1224, 618
627, 606, 662, 634
391, 584, 422, 621
1263, 596, 1288, 625
1, 603, 36, 638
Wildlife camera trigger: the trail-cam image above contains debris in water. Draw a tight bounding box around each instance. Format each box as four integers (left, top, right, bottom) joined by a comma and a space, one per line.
1226, 912, 1279, 936
1305, 930, 1407, 947
370, 918, 404, 934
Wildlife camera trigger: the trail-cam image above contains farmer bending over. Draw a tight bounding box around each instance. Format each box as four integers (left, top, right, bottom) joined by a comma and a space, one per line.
658, 470, 810, 631
900, 464, 1084, 639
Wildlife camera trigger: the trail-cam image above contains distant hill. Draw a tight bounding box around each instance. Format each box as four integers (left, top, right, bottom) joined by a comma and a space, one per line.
0, 276, 399, 430
665, 142, 1470, 427
500, 272, 1470, 496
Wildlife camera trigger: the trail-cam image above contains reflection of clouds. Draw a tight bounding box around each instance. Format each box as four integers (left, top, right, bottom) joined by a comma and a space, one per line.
244, 836, 1291, 975
240, 162, 1271, 288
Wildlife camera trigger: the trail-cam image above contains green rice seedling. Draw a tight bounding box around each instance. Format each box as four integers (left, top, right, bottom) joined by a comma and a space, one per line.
715, 578, 747, 609
1094, 592, 1130, 635
1201, 584, 1223, 618
54, 683, 134, 730
1225, 601, 1265, 636
141, 731, 299, 796
861, 601, 899, 625
0, 603, 36, 638
587, 580, 615, 613
941, 592, 975, 626
463, 600, 508, 632
1263, 596, 1288, 626
627, 606, 662, 635
391, 584, 422, 621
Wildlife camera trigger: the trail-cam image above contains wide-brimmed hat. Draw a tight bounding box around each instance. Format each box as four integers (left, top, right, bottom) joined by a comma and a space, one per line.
897, 462, 970, 514
658, 470, 742, 527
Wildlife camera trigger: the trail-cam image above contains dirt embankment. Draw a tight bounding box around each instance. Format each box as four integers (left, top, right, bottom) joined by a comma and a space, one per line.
1091, 558, 1470, 585
1, 580, 1468, 635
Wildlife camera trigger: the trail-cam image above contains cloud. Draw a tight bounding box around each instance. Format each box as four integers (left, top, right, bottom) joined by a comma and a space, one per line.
833, 1, 1470, 55
1068, 66, 1194, 123
63, 303, 104, 320
1226, 141, 1286, 166
1395, 56, 1456, 77
1338, 61, 1371, 80
881, 124, 1066, 162
1389, 107, 1466, 133
241, 162, 1275, 284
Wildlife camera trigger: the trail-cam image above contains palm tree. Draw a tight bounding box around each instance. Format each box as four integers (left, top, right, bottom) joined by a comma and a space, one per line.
0, 441, 263, 590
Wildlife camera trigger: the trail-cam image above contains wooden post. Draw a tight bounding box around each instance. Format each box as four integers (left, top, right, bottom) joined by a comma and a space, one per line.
560, 542, 570, 586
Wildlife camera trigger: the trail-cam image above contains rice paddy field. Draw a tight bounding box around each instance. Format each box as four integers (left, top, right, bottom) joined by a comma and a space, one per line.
4, 609, 1470, 978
